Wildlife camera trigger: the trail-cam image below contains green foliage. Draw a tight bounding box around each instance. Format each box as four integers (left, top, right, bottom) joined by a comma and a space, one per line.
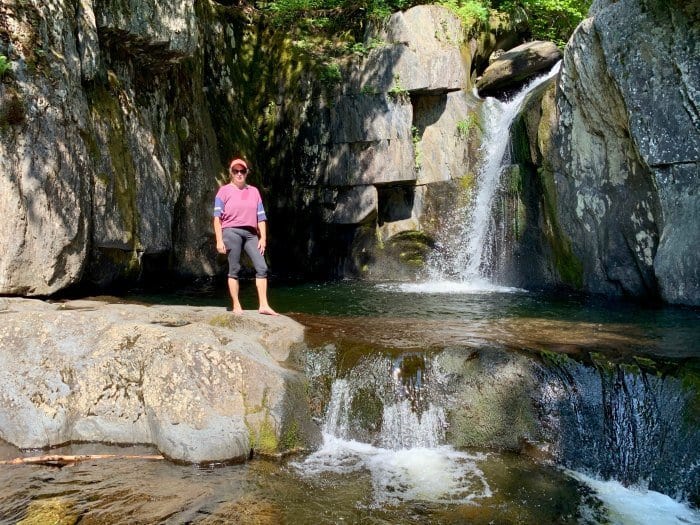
318, 61, 342, 86
261, 0, 416, 29
0, 55, 10, 78
347, 37, 386, 56
437, 0, 490, 27
495, 0, 592, 47
456, 114, 481, 138
263, 0, 323, 26
388, 74, 408, 98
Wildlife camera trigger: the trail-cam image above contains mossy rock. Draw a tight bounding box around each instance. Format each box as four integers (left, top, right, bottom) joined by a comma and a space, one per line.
17, 497, 79, 525
385, 231, 435, 267
349, 387, 383, 439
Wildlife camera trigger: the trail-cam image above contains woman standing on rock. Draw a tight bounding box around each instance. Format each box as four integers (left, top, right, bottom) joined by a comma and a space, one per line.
213, 157, 278, 315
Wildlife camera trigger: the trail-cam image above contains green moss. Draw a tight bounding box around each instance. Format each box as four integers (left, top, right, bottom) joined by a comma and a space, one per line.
412, 125, 423, 169
633, 356, 660, 373
538, 166, 583, 288
456, 113, 482, 139
384, 230, 434, 268
0, 55, 11, 79
538, 348, 572, 367
388, 75, 409, 99
88, 81, 140, 248
318, 62, 342, 87
200, 1, 318, 179
505, 164, 523, 195
511, 115, 533, 166
89, 247, 141, 281
208, 314, 233, 329
349, 388, 383, 434
681, 367, 700, 426
279, 419, 302, 450
248, 416, 279, 455
79, 129, 102, 165
589, 352, 615, 373
17, 497, 78, 525
447, 384, 538, 450
458, 172, 477, 194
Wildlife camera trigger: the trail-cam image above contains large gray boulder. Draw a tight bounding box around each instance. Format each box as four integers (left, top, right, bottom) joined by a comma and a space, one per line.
476, 40, 562, 98
0, 0, 220, 296
348, 5, 467, 94
94, 0, 199, 59
0, 298, 320, 463
550, 0, 699, 304
0, 1, 92, 296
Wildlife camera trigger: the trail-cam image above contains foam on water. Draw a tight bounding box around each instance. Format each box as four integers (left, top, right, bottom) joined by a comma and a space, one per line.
571, 471, 700, 525
294, 434, 491, 506
377, 279, 526, 294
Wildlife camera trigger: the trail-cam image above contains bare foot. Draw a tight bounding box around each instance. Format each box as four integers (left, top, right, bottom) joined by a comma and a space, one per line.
232, 307, 243, 316
258, 307, 279, 316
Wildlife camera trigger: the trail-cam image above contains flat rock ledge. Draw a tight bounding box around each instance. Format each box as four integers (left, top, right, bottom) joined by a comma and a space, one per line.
0, 298, 321, 464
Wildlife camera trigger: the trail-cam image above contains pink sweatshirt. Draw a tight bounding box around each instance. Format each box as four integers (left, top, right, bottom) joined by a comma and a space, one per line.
213, 184, 267, 229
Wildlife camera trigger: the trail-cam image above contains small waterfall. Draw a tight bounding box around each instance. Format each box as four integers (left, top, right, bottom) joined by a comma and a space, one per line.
536, 356, 700, 502
297, 343, 700, 513
295, 352, 491, 505
429, 63, 560, 284
322, 378, 352, 438
380, 401, 446, 449
322, 354, 447, 449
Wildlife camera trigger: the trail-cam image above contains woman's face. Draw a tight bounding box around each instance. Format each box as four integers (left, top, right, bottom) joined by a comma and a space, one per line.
229, 165, 248, 187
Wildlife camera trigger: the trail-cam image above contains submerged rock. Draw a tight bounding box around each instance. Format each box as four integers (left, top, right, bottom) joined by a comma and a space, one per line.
0, 298, 320, 463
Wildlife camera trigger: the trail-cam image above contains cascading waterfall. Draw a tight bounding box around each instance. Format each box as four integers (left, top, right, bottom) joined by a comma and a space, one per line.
298, 344, 700, 519
428, 63, 561, 285
295, 353, 491, 505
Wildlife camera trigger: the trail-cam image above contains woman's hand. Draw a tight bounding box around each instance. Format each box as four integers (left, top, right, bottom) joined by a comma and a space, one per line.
258, 238, 266, 255
216, 240, 227, 254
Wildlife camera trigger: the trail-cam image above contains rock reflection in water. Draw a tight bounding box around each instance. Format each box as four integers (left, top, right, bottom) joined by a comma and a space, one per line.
291, 312, 665, 358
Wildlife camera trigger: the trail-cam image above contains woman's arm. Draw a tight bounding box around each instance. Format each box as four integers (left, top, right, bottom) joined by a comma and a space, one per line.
257, 220, 267, 255
213, 217, 226, 254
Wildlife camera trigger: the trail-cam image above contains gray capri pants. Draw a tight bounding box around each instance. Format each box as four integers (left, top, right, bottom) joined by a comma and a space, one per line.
222, 227, 268, 279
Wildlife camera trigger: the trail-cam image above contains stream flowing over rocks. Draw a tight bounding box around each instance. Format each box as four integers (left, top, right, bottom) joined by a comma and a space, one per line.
0, 298, 320, 463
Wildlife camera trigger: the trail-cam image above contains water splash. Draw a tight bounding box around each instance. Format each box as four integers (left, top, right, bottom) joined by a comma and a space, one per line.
427, 63, 561, 285
377, 279, 525, 294
295, 354, 491, 505
572, 471, 700, 525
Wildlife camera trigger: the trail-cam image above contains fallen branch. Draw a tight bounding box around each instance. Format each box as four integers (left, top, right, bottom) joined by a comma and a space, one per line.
0, 454, 164, 466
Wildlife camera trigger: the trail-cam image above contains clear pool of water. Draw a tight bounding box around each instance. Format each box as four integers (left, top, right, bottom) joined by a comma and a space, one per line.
4, 279, 696, 524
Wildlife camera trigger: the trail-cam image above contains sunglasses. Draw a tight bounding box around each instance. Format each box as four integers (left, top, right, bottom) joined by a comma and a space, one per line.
231, 168, 248, 175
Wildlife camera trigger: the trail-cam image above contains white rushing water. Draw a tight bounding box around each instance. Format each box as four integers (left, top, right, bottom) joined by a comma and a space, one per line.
297, 368, 700, 519
296, 435, 491, 507
296, 378, 492, 506
572, 471, 700, 525
421, 63, 561, 291
377, 279, 525, 294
